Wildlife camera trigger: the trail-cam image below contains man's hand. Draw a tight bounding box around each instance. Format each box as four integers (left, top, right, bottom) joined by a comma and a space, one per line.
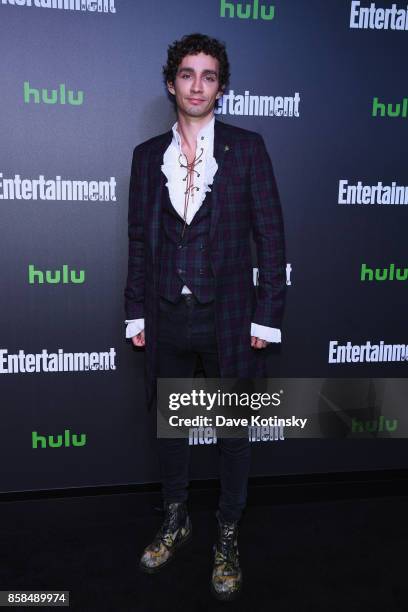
132, 330, 145, 347
251, 336, 269, 349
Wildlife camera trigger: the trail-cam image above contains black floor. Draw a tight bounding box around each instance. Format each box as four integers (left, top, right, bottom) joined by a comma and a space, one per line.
0, 476, 407, 611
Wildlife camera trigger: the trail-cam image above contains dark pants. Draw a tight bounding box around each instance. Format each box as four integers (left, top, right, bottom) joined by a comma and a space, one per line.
156, 293, 251, 523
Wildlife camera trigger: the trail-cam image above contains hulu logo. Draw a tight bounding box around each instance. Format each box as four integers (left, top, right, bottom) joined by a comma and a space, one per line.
28, 264, 85, 285
360, 263, 408, 282
24, 81, 84, 106
220, 0, 275, 20
372, 97, 408, 118
32, 429, 86, 449
351, 417, 398, 434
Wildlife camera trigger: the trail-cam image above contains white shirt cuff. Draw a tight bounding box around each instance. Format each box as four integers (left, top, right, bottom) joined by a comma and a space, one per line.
125, 319, 280, 342
251, 322, 281, 343
125, 319, 144, 339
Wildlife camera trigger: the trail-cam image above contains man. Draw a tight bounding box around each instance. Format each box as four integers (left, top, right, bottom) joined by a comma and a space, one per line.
124, 33, 286, 601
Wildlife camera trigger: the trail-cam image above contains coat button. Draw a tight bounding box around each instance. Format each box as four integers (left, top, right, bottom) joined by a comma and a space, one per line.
177, 268, 185, 275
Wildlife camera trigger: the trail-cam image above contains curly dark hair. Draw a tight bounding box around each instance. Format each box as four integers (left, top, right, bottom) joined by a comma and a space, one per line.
163, 33, 230, 91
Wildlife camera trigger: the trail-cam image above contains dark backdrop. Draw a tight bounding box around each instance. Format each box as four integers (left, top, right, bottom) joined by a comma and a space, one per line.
0, 0, 407, 493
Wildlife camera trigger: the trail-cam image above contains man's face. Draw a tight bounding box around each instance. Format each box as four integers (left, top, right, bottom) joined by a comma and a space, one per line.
167, 52, 223, 119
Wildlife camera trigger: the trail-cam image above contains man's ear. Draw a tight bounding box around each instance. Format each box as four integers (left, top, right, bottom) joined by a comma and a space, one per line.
216, 88, 224, 100
167, 81, 175, 96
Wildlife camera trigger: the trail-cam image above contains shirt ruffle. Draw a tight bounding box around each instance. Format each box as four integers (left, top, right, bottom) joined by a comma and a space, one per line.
160, 119, 218, 225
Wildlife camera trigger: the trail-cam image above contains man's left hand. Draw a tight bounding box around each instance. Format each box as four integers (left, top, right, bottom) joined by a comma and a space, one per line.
251, 336, 269, 349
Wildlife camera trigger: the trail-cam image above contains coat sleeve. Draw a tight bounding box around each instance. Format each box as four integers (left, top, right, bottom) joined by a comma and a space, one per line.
249, 133, 286, 329
124, 147, 145, 320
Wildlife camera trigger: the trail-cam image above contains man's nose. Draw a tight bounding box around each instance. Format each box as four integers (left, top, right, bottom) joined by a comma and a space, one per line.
190, 77, 203, 92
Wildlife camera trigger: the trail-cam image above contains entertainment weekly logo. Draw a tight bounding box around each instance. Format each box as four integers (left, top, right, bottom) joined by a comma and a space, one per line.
338, 180, 408, 205
0, 173, 117, 202
350, 1, 408, 31
215, 90, 300, 118
1, 0, 116, 14
328, 340, 408, 364
0, 347, 117, 373
188, 424, 284, 445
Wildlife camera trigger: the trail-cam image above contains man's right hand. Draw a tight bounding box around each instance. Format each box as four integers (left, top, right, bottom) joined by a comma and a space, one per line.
132, 330, 145, 347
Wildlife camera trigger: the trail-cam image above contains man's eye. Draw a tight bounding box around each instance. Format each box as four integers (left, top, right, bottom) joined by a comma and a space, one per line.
181, 74, 191, 79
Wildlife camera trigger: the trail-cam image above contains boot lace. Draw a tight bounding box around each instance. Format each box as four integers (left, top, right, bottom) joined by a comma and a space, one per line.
215, 522, 239, 574
154, 503, 186, 550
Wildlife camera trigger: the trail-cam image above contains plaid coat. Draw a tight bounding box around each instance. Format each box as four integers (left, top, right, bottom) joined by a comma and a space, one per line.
125, 120, 286, 410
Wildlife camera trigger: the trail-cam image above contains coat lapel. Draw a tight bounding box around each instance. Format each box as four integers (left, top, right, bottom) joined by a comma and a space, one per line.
146, 120, 232, 255
147, 131, 172, 264
210, 120, 232, 244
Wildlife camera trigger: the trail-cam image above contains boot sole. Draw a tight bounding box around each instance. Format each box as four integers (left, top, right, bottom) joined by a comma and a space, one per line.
139, 527, 192, 574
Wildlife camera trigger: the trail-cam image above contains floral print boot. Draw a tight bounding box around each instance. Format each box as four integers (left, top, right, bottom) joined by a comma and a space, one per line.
211, 509, 242, 601
139, 501, 192, 573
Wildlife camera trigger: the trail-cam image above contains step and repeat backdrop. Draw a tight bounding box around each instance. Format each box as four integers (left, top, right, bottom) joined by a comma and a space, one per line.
0, 0, 407, 493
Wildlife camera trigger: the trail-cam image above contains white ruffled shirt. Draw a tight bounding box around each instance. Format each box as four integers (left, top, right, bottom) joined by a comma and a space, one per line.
125, 116, 281, 343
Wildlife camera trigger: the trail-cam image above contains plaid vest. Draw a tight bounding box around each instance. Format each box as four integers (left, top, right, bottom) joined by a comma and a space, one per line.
158, 187, 215, 303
